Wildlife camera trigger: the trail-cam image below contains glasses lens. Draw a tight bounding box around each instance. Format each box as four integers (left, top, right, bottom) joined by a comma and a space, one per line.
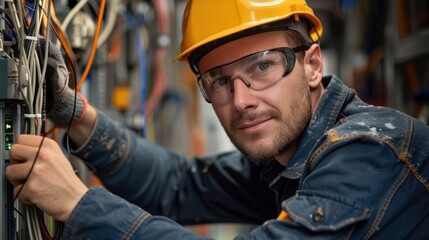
200, 48, 295, 103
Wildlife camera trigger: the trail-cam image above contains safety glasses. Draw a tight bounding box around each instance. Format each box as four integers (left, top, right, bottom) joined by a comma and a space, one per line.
197, 45, 308, 104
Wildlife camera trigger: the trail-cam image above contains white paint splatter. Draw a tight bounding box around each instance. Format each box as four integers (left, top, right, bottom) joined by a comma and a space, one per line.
357, 122, 366, 126
370, 127, 377, 134
385, 123, 396, 129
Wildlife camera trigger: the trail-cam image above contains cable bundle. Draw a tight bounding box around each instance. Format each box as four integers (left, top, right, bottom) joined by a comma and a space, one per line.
1, 0, 105, 239
1, 0, 172, 238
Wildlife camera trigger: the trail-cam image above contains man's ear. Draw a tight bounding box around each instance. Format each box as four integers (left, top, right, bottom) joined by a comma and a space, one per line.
304, 44, 323, 89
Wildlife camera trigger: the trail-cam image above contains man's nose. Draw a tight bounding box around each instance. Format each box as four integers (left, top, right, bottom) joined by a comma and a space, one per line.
229, 75, 251, 92
231, 76, 258, 111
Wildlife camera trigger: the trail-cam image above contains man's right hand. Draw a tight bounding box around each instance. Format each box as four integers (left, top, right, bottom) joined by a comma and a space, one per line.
6, 135, 89, 222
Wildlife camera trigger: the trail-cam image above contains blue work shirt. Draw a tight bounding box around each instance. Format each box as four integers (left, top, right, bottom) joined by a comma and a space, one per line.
63, 75, 429, 239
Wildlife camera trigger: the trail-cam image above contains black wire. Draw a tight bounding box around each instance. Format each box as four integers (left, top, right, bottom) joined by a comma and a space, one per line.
0, 8, 18, 51
53, 220, 64, 240
42, 1, 67, 238
40, 8, 79, 91
37, 208, 53, 240
0, 7, 14, 23
36, 1, 78, 160
65, 60, 78, 163
9, 2, 67, 238
23, 2, 38, 53
9, 1, 78, 238
86, 0, 100, 17
0, 8, 17, 34
1, 29, 14, 40
15, 0, 30, 42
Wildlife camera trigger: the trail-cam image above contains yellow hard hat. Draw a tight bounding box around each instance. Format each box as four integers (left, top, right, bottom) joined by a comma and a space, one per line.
174, 0, 323, 63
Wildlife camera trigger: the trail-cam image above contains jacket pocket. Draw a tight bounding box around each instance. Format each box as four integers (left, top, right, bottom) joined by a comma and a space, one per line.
282, 191, 371, 232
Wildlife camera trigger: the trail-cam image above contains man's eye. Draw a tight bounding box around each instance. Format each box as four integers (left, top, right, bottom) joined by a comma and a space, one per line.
255, 61, 271, 72
212, 77, 230, 88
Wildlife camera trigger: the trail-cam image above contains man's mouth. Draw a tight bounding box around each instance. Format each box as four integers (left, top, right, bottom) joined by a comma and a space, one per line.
237, 117, 272, 131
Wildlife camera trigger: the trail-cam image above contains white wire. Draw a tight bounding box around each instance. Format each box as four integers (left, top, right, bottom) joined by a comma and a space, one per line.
18, 0, 42, 135
60, 0, 89, 32
97, 0, 119, 48
11, 1, 49, 238
60, 0, 118, 49
34, 54, 43, 135
35, 0, 52, 135
25, 206, 36, 240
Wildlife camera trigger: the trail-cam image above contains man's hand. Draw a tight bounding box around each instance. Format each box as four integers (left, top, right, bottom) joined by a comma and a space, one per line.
37, 38, 86, 128
5, 135, 88, 222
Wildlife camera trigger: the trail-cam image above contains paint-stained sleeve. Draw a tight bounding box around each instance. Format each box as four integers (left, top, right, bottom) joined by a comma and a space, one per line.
70, 110, 278, 225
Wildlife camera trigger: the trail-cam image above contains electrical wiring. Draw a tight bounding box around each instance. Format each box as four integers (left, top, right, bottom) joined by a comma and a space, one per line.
2, 0, 142, 238
118, 6, 150, 136
38, 2, 66, 239
37, 209, 52, 240
135, 29, 148, 137
60, 0, 117, 50
43, 20, 78, 135
28, 205, 42, 240
20, 0, 49, 237
48, 0, 106, 140
153, 0, 170, 34
8, 1, 36, 135
49, 14, 78, 88
86, 0, 100, 16
24, 3, 40, 54
146, 47, 167, 116
96, 0, 119, 48
145, 0, 170, 116
4, 1, 66, 239
60, 0, 89, 33
76, 0, 106, 91
0, 8, 19, 52
34, 0, 51, 135
116, 2, 166, 137
11, 134, 46, 210
38, 3, 79, 137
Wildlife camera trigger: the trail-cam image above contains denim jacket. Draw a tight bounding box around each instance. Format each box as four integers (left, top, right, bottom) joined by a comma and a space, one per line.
63, 75, 429, 239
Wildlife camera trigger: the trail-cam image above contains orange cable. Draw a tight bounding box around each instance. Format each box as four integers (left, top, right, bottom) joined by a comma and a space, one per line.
50, 16, 77, 84
76, 0, 106, 91
45, 4, 78, 134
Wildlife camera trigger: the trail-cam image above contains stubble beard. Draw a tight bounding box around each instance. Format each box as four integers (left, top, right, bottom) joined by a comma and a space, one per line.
225, 82, 313, 165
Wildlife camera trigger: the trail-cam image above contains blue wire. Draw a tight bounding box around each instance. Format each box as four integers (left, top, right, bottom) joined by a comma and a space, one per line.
120, 8, 147, 136
135, 32, 147, 137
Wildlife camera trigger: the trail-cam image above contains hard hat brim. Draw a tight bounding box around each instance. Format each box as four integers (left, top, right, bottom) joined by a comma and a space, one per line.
174, 11, 322, 63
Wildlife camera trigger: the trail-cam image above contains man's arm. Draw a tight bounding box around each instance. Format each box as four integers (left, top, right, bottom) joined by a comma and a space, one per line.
67, 103, 97, 147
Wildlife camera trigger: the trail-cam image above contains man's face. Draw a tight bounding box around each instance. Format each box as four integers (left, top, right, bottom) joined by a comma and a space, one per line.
198, 31, 314, 165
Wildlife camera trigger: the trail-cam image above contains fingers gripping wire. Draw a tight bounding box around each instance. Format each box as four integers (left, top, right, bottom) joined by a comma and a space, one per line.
12, 135, 46, 205
11, 132, 63, 240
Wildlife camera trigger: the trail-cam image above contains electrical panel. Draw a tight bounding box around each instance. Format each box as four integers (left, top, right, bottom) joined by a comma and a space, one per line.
0, 3, 26, 237
1, 0, 28, 238
0, 102, 26, 240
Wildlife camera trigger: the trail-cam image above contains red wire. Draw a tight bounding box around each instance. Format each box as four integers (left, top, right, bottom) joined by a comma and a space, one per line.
37, 209, 53, 240
146, 0, 170, 115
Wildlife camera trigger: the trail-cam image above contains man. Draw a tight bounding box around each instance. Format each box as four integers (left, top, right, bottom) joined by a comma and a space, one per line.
6, 0, 429, 239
